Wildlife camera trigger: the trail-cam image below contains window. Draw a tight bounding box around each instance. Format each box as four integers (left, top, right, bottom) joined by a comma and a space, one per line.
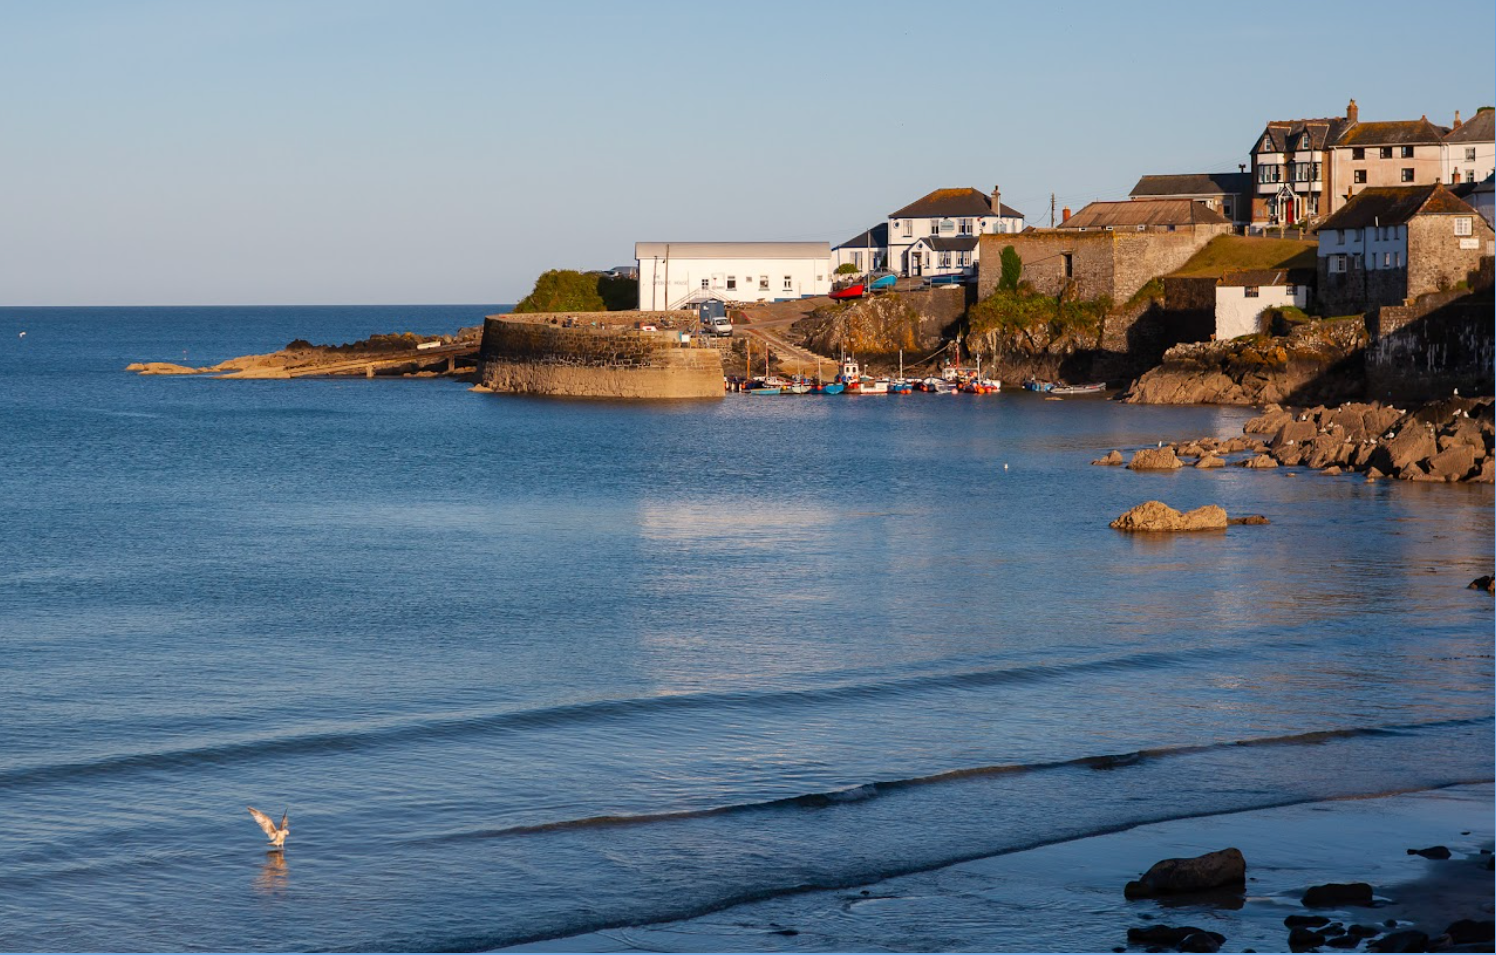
1466, 147, 1477, 162
1455, 216, 1474, 236
902, 219, 912, 237
1352, 147, 1365, 160
1062, 253, 1073, 278
1379, 147, 1393, 159
1354, 169, 1367, 184
783, 275, 793, 291
851, 251, 862, 270
1307, 195, 1320, 215
1244, 286, 1260, 298
726, 276, 736, 291
1286, 284, 1297, 296
1384, 252, 1393, 267
958, 218, 973, 235
700, 279, 709, 290
758, 275, 769, 291
1258, 164, 1281, 183
938, 252, 951, 268
1329, 254, 1347, 274
1136, 224, 1146, 232
1400, 168, 1414, 182
1401, 146, 1414, 158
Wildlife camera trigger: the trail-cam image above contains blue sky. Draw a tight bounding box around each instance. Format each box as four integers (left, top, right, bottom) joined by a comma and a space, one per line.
3, 0, 1493, 305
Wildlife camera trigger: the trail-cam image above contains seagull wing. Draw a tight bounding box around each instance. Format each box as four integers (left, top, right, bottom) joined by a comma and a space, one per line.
279, 810, 289, 831
247, 806, 280, 838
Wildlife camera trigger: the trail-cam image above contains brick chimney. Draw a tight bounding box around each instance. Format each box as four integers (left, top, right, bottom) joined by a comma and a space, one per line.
1346, 98, 1359, 125
1453, 109, 1463, 129
1062, 207, 1071, 223
991, 185, 1002, 216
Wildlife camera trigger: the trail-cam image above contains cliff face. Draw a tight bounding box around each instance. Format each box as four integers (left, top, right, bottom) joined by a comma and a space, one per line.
1120, 318, 1368, 406
791, 290, 960, 369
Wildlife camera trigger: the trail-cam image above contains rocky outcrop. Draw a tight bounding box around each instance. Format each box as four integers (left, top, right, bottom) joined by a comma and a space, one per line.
1124, 847, 1246, 897
1121, 318, 1368, 406
791, 291, 957, 372
1196, 454, 1225, 468
1092, 450, 1125, 466
1110, 502, 1229, 532
1141, 397, 1494, 484
124, 362, 207, 375
1128, 447, 1183, 470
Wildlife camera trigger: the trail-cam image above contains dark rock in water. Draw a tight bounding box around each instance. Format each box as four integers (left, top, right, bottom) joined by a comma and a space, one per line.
1228, 514, 1271, 525
1124, 848, 1246, 898
1349, 924, 1382, 938
1325, 935, 1360, 949
1406, 845, 1451, 860
1303, 882, 1375, 906
1087, 751, 1143, 770
1323, 922, 1347, 935
771, 928, 799, 936
1367, 929, 1429, 952
1286, 915, 1333, 928
1093, 449, 1125, 466
1468, 575, 1495, 593
1444, 919, 1495, 944
1384, 920, 1400, 928
1180, 931, 1224, 952
1289, 927, 1328, 951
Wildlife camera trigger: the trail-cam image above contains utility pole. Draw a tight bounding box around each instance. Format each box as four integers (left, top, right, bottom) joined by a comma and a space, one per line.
1050, 193, 1056, 228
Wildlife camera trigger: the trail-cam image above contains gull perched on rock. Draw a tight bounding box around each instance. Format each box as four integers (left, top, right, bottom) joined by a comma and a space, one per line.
247, 806, 289, 849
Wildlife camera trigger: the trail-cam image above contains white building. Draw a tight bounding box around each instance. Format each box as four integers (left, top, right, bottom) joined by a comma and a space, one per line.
1443, 107, 1495, 188
635, 242, 832, 309
886, 186, 1024, 277
1213, 269, 1311, 339
832, 224, 887, 273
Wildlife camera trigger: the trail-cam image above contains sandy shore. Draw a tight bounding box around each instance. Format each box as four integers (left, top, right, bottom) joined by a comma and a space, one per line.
501, 783, 1493, 953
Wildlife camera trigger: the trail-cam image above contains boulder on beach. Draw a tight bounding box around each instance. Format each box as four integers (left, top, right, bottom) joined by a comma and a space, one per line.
1128, 447, 1183, 470
1196, 455, 1225, 469
1242, 454, 1279, 469
1123, 847, 1245, 897
1302, 882, 1374, 907
1111, 502, 1229, 533
1092, 450, 1125, 466
1425, 444, 1476, 481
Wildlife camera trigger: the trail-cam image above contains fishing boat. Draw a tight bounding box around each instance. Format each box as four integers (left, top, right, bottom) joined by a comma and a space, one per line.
783, 380, 812, 395
857, 376, 890, 395
1023, 379, 1055, 393
830, 282, 865, 300
888, 379, 914, 394
744, 380, 782, 396
1049, 382, 1106, 395
811, 381, 846, 395
867, 270, 897, 293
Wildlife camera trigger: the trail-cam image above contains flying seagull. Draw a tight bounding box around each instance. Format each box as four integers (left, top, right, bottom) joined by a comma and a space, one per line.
247, 806, 289, 849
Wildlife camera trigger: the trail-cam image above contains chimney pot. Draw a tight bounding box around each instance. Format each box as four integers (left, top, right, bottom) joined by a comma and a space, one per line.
1062, 207, 1072, 223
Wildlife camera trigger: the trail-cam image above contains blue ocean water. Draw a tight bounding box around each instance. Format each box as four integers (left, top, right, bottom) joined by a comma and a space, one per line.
0, 306, 1491, 952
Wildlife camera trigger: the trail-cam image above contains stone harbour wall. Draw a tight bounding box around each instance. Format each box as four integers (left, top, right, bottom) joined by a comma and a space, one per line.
479, 315, 724, 399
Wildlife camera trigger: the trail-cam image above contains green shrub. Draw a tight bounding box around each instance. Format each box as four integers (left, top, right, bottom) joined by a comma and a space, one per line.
998, 246, 1022, 291
835, 262, 860, 274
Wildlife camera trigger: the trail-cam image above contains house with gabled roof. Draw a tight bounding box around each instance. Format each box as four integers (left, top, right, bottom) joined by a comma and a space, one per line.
1248, 107, 1352, 226
1327, 112, 1449, 215
831, 223, 888, 274
1443, 107, 1495, 190
1315, 183, 1492, 314
1056, 199, 1232, 233
1128, 172, 1252, 226
885, 186, 1023, 278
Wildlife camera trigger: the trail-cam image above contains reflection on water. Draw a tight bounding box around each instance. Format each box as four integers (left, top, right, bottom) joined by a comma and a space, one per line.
254, 851, 288, 895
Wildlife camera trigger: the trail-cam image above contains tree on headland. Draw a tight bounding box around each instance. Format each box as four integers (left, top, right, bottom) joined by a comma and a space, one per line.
998, 246, 1023, 292
513, 270, 637, 312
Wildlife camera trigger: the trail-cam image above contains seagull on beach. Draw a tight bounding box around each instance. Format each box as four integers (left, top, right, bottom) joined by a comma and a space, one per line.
247, 806, 289, 849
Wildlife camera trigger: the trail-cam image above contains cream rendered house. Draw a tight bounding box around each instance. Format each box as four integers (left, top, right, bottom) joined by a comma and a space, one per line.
886, 187, 1024, 277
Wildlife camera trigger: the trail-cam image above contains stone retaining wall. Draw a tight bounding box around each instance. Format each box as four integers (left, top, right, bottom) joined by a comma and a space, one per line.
478, 315, 724, 399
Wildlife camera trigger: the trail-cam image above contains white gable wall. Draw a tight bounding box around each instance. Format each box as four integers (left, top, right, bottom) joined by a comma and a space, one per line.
1215, 284, 1310, 340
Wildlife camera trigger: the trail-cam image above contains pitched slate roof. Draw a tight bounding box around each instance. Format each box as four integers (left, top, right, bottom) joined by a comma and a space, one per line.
1316, 184, 1477, 230
835, 223, 888, 250
1335, 117, 1447, 147
1057, 199, 1230, 230
925, 235, 980, 252
1217, 267, 1315, 288
890, 187, 1023, 220
1445, 107, 1495, 144
1254, 118, 1350, 154
1130, 172, 1251, 198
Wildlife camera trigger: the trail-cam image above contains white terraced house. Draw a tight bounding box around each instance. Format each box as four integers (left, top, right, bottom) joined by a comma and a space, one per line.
635, 242, 832, 309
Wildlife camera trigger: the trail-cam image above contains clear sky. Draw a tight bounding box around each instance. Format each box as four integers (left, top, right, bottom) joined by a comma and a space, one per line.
3, 0, 1493, 305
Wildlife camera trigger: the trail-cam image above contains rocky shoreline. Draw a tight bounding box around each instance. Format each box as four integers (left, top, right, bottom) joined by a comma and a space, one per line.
126, 329, 479, 379
1095, 397, 1494, 484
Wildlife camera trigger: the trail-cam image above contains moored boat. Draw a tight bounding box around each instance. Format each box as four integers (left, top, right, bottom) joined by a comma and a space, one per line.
1049, 382, 1106, 395
1023, 379, 1055, 393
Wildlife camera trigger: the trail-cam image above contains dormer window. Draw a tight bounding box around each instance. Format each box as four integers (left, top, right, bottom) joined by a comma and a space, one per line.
1300, 135, 1311, 149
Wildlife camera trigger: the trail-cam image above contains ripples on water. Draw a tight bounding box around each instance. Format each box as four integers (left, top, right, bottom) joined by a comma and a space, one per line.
0, 307, 1491, 951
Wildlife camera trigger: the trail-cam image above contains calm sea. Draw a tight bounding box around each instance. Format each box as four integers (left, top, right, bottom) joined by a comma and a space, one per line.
0, 306, 1491, 952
